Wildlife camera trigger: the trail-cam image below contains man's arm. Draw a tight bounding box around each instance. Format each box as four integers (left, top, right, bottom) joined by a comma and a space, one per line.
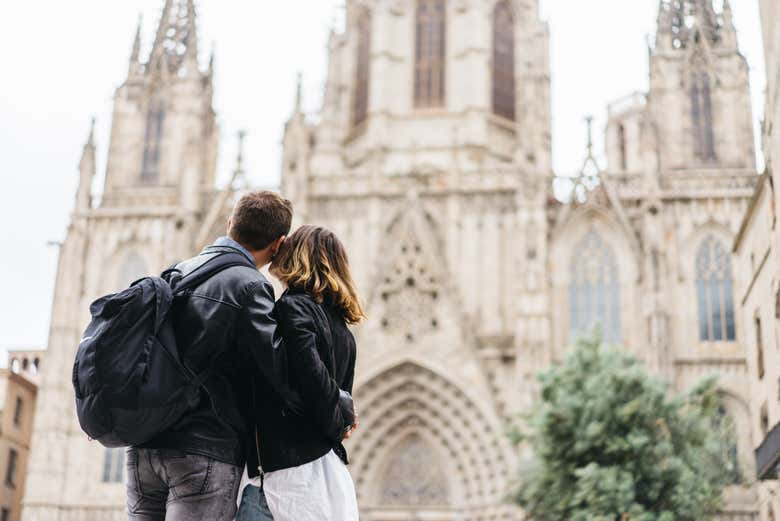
238, 279, 353, 443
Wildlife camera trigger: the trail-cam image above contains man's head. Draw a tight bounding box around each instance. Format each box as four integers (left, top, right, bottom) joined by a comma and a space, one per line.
227, 191, 293, 266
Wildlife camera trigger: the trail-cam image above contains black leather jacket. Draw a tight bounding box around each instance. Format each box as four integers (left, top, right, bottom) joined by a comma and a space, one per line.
140, 245, 354, 466
247, 290, 357, 475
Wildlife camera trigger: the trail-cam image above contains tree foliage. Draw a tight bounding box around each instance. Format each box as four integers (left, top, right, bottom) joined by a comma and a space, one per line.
510, 337, 729, 521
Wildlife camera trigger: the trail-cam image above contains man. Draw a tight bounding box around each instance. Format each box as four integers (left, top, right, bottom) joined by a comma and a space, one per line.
127, 191, 355, 521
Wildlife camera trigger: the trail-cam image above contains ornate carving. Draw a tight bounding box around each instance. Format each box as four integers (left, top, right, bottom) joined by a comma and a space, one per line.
379, 434, 450, 506
378, 207, 443, 343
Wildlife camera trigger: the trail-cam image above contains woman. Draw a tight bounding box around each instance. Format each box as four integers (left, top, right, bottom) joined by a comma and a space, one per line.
237, 225, 364, 521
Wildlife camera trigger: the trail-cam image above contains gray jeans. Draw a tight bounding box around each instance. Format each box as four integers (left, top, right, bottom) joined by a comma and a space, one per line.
126, 448, 241, 521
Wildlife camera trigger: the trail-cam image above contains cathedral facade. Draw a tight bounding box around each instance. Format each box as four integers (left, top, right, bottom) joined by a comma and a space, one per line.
23, 0, 763, 520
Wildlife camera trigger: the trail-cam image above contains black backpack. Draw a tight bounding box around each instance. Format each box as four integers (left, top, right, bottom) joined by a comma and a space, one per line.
73, 252, 254, 448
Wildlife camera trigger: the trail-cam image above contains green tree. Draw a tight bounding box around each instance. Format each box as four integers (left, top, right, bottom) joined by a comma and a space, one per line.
511, 337, 729, 521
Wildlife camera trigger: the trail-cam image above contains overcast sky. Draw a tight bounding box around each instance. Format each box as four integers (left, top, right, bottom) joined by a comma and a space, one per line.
0, 0, 766, 350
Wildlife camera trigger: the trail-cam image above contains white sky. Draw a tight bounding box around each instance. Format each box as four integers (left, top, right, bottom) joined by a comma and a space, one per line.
0, 0, 766, 350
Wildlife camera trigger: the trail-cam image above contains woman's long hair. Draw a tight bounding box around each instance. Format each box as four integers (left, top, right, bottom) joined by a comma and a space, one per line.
270, 225, 366, 324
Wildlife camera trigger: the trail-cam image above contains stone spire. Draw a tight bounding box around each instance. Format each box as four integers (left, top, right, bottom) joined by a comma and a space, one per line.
720, 0, 737, 49
294, 72, 303, 114
655, 0, 722, 50
207, 42, 215, 78
148, 0, 201, 76
76, 118, 96, 211
128, 15, 143, 76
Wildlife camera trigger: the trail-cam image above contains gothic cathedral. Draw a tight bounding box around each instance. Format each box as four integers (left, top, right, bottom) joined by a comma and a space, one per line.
24, 1, 762, 520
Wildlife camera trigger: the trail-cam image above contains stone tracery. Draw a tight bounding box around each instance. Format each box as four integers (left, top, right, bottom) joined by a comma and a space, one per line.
378, 208, 443, 344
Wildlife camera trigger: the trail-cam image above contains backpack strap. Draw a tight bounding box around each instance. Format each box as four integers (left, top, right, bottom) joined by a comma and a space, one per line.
165, 251, 256, 393
171, 251, 256, 296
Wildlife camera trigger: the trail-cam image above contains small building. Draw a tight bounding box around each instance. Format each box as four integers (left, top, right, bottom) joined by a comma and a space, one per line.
0, 351, 42, 521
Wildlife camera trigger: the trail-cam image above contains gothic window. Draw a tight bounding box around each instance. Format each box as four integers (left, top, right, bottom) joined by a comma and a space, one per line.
352, 7, 371, 128
492, 1, 515, 121
713, 405, 742, 485
380, 434, 450, 507
569, 231, 621, 344
102, 448, 125, 483
618, 123, 628, 171
118, 252, 149, 289
690, 71, 716, 162
141, 97, 165, 181
696, 236, 736, 342
414, 0, 446, 108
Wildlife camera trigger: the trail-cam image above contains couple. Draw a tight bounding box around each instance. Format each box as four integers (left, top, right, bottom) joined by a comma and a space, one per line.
126, 191, 363, 521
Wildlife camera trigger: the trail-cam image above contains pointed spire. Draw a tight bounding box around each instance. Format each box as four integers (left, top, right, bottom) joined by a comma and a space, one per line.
128, 15, 143, 76
207, 42, 215, 77
77, 118, 97, 211
231, 130, 248, 190
131, 16, 142, 62
87, 116, 95, 146
294, 72, 303, 114
148, 0, 201, 76
182, 0, 200, 70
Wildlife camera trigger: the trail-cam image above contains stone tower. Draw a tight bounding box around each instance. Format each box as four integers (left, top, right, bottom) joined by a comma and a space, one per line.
21, 2, 234, 519
280, 0, 552, 518
550, 0, 760, 517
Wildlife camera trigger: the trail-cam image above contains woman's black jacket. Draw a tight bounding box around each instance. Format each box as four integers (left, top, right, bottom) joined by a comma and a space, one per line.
246, 291, 357, 476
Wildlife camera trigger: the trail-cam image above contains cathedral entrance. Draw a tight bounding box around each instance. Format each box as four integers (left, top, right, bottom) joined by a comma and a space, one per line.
349, 363, 516, 521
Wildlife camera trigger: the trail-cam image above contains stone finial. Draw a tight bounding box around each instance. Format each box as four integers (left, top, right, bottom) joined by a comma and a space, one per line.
293, 72, 304, 115
128, 15, 143, 76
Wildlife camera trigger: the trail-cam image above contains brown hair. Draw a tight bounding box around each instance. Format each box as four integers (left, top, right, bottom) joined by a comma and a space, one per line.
271, 225, 366, 324
229, 191, 293, 250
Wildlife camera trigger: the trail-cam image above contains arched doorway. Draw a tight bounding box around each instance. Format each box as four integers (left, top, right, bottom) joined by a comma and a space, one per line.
349, 362, 517, 521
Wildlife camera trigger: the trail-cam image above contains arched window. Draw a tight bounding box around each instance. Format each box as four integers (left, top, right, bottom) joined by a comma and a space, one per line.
713, 405, 742, 484
569, 231, 621, 344
492, 1, 515, 121
102, 447, 124, 483
696, 236, 736, 342
690, 71, 715, 162
352, 8, 371, 128
414, 0, 446, 108
141, 97, 165, 181
380, 434, 450, 507
118, 252, 149, 288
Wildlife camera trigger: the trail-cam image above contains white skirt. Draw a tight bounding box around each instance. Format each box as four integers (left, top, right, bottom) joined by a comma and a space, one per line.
262, 450, 359, 521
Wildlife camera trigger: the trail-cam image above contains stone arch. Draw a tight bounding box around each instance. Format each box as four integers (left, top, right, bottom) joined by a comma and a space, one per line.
716, 388, 756, 484
350, 362, 516, 519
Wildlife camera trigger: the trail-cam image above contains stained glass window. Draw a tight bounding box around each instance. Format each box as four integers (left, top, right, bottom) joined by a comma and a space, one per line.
414, 0, 446, 108
492, 1, 515, 121
102, 448, 124, 484
352, 8, 371, 128
691, 72, 716, 162
569, 231, 621, 344
696, 236, 736, 342
141, 97, 165, 181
